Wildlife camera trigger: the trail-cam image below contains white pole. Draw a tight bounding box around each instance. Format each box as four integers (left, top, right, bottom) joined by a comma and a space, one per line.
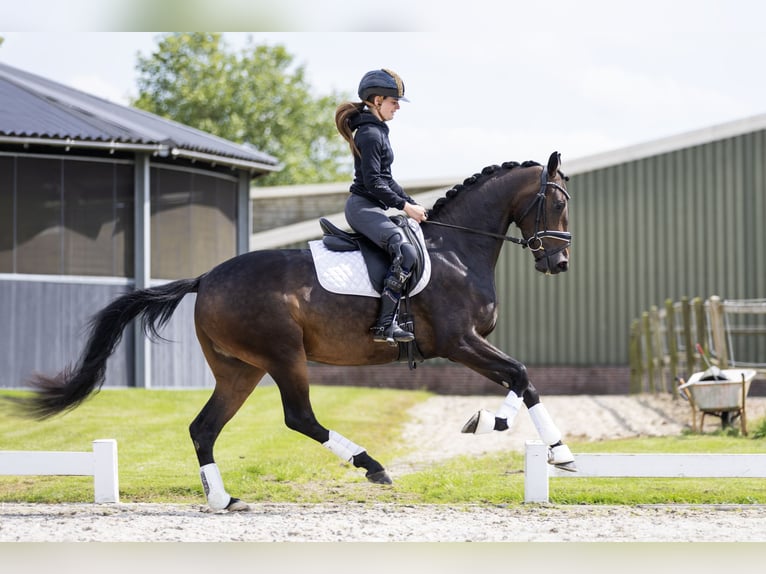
524, 440, 550, 503
92, 439, 119, 503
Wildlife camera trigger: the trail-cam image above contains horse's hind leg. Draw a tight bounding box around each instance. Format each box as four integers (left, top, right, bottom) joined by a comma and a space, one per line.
189, 354, 265, 511
269, 358, 392, 485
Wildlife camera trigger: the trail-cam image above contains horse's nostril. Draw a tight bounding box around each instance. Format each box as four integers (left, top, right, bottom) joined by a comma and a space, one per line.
558, 260, 569, 271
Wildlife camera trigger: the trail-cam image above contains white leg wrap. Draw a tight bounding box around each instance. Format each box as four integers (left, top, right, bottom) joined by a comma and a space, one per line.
474, 409, 498, 434
199, 463, 231, 510
495, 390, 523, 427
323, 430, 364, 462
528, 403, 562, 445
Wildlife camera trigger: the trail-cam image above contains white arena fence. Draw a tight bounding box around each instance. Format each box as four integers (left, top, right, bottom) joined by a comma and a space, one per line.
0, 439, 119, 503
524, 440, 766, 503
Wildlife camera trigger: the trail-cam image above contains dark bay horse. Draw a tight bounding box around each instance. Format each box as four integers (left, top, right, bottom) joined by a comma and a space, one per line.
17, 151, 574, 511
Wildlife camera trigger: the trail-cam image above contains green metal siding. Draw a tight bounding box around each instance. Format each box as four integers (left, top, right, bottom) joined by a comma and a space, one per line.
490, 130, 766, 366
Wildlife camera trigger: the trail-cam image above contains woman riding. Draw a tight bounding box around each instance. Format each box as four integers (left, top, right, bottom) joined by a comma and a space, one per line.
335, 68, 428, 344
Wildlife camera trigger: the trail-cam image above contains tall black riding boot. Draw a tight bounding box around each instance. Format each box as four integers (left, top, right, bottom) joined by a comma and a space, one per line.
371, 288, 414, 345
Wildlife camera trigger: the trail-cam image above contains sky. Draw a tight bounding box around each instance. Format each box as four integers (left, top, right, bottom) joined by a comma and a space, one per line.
2, 1, 766, 182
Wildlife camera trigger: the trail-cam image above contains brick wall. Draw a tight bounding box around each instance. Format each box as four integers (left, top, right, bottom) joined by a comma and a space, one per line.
252, 193, 348, 233
307, 363, 766, 396
306, 363, 632, 395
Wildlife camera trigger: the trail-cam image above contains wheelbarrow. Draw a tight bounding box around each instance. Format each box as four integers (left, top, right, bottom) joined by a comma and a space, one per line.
678, 368, 756, 435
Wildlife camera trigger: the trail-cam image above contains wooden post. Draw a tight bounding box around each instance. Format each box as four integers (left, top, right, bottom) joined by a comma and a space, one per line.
666, 299, 679, 398
681, 296, 695, 377
740, 372, 748, 436
650, 305, 664, 393
708, 295, 729, 368
629, 319, 643, 394
642, 311, 655, 393
692, 297, 706, 371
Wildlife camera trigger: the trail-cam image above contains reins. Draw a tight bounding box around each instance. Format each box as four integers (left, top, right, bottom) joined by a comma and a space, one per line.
423, 166, 572, 253
421, 219, 530, 246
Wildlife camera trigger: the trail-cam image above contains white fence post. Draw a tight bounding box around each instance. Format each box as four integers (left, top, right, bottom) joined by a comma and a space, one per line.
92, 439, 119, 503
524, 440, 549, 503
0, 439, 119, 503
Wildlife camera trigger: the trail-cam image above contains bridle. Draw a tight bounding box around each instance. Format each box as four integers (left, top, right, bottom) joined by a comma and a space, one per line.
423, 166, 572, 259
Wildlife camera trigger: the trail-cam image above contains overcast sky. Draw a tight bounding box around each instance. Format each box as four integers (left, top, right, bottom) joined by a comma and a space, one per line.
2, 1, 765, 182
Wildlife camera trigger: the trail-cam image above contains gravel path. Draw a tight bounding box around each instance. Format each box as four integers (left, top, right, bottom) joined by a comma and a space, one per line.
2, 393, 765, 543
2, 501, 766, 542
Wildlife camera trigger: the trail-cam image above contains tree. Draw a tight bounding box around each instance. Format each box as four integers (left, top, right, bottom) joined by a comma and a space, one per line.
133, 33, 351, 186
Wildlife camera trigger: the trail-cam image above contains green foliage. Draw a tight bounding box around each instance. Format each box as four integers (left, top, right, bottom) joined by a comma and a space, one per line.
133, 33, 352, 186
751, 416, 766, 439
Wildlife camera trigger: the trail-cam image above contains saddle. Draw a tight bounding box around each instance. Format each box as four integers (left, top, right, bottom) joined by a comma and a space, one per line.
319, 215, 427, 295
318, 215, 427, 369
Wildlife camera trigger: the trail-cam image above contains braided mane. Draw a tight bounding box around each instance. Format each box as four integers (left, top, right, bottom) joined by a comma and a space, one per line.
429, 160, 541, 217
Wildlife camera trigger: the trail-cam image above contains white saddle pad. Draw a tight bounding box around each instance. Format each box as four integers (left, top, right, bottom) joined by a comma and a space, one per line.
309, 220, 431, 298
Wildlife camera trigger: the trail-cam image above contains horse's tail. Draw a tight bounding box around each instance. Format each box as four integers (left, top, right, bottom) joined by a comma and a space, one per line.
17, 277, 201, 420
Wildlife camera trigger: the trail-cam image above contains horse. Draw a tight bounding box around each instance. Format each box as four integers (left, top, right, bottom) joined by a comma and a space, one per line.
15, 151, 574, 511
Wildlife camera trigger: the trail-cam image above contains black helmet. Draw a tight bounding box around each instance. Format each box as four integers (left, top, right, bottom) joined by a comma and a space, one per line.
358, 68, 409, 103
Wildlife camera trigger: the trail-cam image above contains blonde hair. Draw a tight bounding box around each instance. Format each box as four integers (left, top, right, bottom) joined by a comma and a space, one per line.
334, 101, 366, 157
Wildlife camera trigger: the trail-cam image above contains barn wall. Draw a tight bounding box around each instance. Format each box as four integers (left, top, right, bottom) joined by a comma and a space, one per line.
0, 277, 213, 390
0, 278, 133, 388
489, 130, 766, 371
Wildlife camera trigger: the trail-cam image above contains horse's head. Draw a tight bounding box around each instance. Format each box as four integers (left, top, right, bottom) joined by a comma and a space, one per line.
515, 151, 571, 275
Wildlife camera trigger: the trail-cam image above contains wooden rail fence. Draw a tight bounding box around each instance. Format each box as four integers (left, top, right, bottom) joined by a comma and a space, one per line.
629, 296, 766, 395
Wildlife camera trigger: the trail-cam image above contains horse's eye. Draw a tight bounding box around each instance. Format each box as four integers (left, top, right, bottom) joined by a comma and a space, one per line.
554, 200, 566, 211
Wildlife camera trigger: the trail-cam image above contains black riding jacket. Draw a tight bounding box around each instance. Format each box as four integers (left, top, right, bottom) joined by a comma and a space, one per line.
348, 109, 415, 210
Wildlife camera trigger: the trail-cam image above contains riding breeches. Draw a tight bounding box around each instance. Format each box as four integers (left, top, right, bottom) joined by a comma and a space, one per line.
345, 194, 417, 289
345, 194, 404, 249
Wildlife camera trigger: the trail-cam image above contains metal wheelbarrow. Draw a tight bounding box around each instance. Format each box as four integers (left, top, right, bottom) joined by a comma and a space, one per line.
678, 368, 756, 435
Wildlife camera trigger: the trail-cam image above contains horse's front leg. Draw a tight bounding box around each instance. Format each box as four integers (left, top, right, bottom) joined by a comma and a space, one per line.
448, 332, 530, 434
449, 334, 576, 470
522, 384, 576, 471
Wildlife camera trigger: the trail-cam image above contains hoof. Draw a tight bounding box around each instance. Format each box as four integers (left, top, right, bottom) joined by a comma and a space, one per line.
461, 409, 496, 434
225, 497, 252, 512
548, 443, 576, 471
554, 461, 578, 473
366, 469, 393, 485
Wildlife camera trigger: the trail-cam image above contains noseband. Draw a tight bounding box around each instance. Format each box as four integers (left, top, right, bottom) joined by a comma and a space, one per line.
424, 166, 572, 258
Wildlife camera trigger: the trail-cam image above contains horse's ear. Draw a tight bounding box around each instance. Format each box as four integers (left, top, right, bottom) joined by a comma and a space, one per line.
547, 151, 561, 177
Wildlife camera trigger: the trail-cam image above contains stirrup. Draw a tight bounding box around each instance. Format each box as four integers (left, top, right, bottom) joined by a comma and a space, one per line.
371, 323, 414, 345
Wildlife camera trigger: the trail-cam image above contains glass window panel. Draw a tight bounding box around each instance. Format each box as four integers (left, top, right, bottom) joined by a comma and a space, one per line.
151, 167, 237, 279
62, 161, 119, 276
188, 173, 236, 276
59, 160, 134, 278
113, 164, 134, 277
151, 168, 192, 279
16, 157, 62, 274
0, 156, 14, 272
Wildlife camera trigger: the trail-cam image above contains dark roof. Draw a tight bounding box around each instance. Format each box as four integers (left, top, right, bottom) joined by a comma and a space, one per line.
0, 62, 280, 174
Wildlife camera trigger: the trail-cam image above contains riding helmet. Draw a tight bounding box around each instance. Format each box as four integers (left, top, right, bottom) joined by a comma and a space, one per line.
358, 69, 409, 102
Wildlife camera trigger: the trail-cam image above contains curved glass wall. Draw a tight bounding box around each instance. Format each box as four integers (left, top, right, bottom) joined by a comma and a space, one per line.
0, 154, 238, 279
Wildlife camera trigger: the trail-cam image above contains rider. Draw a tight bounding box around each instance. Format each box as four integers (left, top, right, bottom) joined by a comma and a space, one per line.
335, 69, 428, 344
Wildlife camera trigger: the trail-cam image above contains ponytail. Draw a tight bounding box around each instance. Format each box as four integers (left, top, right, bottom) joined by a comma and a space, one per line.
335, 101, 366, 157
